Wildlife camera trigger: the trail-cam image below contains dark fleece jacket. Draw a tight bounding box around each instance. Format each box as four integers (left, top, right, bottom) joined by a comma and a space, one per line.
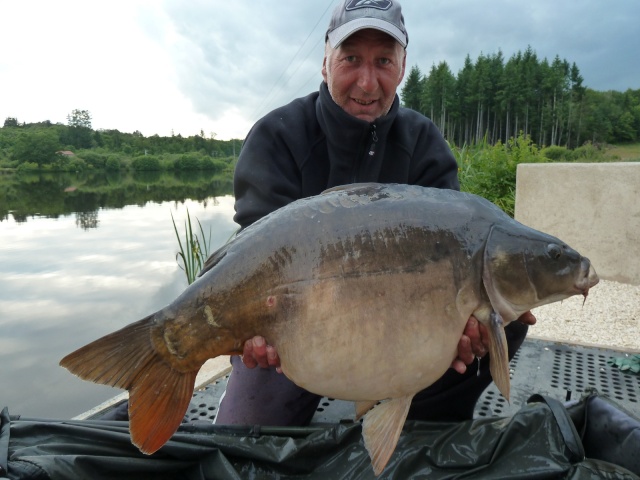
233, 82, 459, 229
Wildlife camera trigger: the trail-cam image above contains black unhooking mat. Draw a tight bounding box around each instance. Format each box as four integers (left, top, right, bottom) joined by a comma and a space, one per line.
2, 391, 639, 479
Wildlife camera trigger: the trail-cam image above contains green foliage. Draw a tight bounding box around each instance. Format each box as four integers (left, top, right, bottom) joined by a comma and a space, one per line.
205, 157, 231, 173
171, 209, 212, 285
16, 161, 39, 171
1, 108, 243, 174
12, 130, 61, 167
4, 117, 19, 128
67, 109, 92, 129
53, 155, 87, 172
540, 142, 610, 162
131, 155, 161, 171
412, 47, 640, 148
105, 156, 121, 171
200, 157, 216, 172
457, 133, 545, 216
540, 145, 570, 161
400, 65, 424, 111
64, 109, 94, 149
614, 111, 637, 142
78, 151, 108, 168
175, 153, 203, 170
571, 142, 605, 162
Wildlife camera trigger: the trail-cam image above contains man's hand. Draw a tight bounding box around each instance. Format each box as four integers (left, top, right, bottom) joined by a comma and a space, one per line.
451, 311, 536, 374
242, 336, 282, 373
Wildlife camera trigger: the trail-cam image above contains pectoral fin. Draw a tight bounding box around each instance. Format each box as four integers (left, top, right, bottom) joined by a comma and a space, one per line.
362, 395, 413, 476
487, 310, 511, 402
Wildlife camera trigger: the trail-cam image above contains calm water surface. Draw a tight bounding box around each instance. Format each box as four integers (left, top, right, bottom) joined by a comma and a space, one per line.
0, 191, 237, 418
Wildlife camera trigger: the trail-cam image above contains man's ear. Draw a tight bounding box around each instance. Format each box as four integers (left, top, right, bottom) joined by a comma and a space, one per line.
322, 54, 328, 83
399, 51, 407, 83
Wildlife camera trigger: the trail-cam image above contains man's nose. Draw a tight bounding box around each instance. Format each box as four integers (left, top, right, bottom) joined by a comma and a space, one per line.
357, 64, 378, 93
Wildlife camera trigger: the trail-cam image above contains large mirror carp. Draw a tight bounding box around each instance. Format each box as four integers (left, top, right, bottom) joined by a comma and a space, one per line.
61, 183, 598, 475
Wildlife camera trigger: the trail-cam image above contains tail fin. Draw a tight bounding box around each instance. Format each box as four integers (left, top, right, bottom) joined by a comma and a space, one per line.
60, 315, 199, 454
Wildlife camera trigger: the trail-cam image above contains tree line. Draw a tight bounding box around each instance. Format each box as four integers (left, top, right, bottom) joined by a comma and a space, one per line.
400, 46, 640, 147
0, 110, 242, 172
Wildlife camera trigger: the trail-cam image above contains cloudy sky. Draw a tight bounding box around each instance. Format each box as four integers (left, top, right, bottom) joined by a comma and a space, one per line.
1, 0, 638, 140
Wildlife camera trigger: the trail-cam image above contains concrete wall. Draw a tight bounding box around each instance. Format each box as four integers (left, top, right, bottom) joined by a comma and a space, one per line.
515, 162, 640, 285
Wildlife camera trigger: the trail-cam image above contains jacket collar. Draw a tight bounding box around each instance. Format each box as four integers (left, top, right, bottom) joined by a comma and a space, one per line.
316, 82, 399, 185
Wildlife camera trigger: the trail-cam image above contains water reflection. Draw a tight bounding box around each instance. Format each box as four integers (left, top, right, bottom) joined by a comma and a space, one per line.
77, 210, 100, 230
0, 171, 238, 418
0, 169, 233, 224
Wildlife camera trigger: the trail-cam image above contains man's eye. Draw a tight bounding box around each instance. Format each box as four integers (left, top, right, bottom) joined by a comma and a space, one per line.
379, 58, 391, 65
345, 55, 357, 62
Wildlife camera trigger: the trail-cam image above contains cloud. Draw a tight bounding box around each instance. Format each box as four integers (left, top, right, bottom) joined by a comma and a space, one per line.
0, 0, 638, 141
157, 1, 331, 126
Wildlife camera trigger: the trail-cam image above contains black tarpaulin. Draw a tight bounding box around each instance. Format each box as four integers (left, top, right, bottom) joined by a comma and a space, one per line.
2, 391, 639, 479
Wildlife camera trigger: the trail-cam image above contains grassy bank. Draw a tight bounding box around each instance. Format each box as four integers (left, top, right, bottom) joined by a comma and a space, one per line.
605, 143, 640, 161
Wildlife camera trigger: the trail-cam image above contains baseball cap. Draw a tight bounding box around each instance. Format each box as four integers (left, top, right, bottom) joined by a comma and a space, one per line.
326, 0, 408, 49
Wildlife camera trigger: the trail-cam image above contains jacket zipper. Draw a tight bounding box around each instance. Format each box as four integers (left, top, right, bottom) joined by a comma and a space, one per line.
352, 124, 378, 183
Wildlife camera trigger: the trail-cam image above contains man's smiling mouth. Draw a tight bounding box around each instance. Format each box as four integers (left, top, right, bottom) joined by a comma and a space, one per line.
353, 98, 376, 105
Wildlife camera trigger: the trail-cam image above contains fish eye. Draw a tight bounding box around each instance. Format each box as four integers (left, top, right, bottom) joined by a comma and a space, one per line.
547, 243, 562, 260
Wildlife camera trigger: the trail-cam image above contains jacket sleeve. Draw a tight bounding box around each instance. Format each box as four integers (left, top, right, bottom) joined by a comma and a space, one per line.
233, 114, 304, 229
411, 119, 460, 192
388, 108, 459, 192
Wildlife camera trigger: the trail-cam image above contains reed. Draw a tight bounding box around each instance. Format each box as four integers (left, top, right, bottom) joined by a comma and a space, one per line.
171, 209, 212, 285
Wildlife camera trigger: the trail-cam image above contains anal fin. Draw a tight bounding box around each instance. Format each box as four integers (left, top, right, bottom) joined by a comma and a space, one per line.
487, 310, 511, 402
362, 395, 413, 476
355, 400, 378, 420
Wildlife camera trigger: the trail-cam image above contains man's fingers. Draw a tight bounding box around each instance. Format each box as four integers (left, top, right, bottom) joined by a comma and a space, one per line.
241, 336, 268, 369
266, 345, 280, 368
251, 336, 269, 368
241, 336, 282, 372
450, 358, 467, 375
452, 312, 534, 376
476, 322, 489, 356
455, 335, 475, 366
518, 311, 537, 326
466, 316, 488, 358
242, 339, 258, 369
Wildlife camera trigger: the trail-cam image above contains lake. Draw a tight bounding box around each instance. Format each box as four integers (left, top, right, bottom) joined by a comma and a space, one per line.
0, 170, 238, 418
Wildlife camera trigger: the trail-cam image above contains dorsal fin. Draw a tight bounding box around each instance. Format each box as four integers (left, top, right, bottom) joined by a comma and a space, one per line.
321, 182, 383, 195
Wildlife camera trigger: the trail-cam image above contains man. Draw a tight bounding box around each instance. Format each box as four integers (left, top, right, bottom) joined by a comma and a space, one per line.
215, 0, 535, 426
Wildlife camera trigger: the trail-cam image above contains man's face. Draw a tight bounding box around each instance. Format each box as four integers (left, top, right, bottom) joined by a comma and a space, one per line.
322, 29, 406, 123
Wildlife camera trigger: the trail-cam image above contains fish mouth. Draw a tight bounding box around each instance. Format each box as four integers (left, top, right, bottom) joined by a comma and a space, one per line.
574, 258, 599, 300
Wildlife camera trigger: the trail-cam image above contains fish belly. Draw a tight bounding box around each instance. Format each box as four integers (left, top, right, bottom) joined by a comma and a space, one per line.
274, 269, 469, 401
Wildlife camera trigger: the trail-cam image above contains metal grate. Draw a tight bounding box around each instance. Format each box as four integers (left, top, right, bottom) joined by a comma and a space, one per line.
185, 338, 640, 425
182, 375, 229, 424
474, 338, 639, 417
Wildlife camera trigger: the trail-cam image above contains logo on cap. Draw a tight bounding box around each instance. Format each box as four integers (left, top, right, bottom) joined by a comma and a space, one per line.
346, 0, 393, 11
